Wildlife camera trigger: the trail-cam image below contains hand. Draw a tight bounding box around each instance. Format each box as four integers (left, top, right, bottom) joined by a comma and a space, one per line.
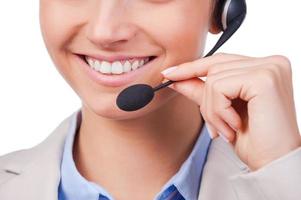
161, 53, 301, 170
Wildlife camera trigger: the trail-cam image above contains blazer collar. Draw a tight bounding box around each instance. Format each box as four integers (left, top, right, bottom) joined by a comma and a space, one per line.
0, 108, 249, 200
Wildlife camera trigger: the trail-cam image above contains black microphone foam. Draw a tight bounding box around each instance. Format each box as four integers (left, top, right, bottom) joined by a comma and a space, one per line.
116, 84, 154, 111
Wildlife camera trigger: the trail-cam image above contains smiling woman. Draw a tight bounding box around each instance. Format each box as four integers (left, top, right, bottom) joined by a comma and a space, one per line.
38, 0, 214, 119
1, 1, 301, 200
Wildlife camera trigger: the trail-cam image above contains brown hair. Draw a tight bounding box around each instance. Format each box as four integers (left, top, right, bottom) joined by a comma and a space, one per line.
211, 0, 224, 31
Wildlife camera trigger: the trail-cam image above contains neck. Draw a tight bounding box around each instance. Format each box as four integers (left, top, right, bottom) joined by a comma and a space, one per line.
73, 94, 203, 199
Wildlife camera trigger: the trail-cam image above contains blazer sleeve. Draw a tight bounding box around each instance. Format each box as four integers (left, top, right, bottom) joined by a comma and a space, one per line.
229, 146, 301, 200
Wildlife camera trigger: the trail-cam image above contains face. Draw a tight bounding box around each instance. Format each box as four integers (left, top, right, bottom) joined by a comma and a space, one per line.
39, 0, 215, 120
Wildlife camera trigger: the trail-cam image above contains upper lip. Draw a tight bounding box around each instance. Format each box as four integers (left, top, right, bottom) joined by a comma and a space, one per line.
82, 53, 154, 63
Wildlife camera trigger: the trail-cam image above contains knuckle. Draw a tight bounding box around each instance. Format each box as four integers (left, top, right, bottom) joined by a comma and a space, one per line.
212, 80, 220, 92
284, 63, 293, 77
208, 65, 219, 75
256, 68, 278, 88
212, 106, 222, 116
193, 70, 200, 77
266, 63, 282, 78
267, 55, 292, 72
269, 55, 291, 66
277, 56, 293, 77
206, 111, 219, 123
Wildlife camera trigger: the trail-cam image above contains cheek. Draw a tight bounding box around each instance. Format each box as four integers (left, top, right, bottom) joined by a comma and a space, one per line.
40, 3, 64, 50
39, 1, 85, 83
136, 2, 210, 64
39, 1, 86, 54
164, 14, 209, 63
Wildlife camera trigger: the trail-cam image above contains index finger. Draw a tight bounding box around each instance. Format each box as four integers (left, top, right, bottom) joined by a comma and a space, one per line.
161, 53, 251, 81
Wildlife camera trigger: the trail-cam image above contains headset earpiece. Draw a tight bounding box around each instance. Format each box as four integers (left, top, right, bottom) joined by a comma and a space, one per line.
206, 0, 246, 56
214, 0, 247, 31
221, 0, 247, 31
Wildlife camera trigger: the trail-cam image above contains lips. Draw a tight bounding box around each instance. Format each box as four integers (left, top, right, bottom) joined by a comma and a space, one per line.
75, 54, 158, 87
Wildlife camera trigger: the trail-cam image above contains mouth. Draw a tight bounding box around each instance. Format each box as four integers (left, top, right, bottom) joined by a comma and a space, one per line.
80, 55, 157, 75
75, 54, 158, 87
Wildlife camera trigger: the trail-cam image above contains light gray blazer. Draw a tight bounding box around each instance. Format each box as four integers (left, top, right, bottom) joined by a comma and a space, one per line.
1, 110, 301, 200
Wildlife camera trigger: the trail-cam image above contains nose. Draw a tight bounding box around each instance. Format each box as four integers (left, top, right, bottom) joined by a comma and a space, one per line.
86, 2, 138, 49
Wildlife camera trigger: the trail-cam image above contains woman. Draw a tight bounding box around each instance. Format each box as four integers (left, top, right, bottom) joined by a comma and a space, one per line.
0, 0, 300, 199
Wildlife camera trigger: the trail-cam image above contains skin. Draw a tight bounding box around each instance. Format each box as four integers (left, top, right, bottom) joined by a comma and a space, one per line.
39, 0, 301, 199
162, 53, 301, 170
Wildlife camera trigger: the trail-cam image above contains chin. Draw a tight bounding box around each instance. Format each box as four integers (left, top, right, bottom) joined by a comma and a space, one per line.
81, 88, 178, 121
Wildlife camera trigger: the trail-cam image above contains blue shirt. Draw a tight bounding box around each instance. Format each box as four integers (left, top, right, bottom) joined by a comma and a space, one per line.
58, 109, 212, 200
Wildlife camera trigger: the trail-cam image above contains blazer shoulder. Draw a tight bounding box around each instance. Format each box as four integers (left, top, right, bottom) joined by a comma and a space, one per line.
0, 148, 32, 186
0, 110, 77, 179
0, 148, 32, 168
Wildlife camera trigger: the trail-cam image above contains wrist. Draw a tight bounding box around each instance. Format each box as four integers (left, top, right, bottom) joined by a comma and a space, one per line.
249, 135, 301, 171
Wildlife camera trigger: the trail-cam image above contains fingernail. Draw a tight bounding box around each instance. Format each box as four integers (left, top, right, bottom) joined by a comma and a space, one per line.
205, 123, 215, 139
161, 66, 178, 76
218, 132, 229, 143
229, 124, 238, 132
162, 77, 169, 83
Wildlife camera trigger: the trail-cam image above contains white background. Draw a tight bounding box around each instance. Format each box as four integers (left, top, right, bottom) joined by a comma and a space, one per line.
0, 1, 300, 155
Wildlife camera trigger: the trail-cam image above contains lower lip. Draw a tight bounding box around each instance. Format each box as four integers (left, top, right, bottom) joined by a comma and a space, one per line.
75, 54, 157, 87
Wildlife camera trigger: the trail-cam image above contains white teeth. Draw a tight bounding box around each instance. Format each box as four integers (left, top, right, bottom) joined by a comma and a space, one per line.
100, 61, 111, 74
87, 58, 94, 67
131, 60, 140, 70
123, 61, 132, 72
139, 59, 144, 66
111, 61, 123, 74
85, 56, 151, 74
94, 60, 102, 71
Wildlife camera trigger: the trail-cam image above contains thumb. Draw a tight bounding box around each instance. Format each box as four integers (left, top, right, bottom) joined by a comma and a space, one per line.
166, 77, 205, 104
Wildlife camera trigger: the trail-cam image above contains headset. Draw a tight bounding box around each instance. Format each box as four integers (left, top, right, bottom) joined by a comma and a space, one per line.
217, 0, 247, 31
116, 0, 247, 112
207, 0, 247, 56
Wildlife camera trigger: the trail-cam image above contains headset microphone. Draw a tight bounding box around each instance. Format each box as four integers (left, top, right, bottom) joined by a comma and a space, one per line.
116, 0, 247, 112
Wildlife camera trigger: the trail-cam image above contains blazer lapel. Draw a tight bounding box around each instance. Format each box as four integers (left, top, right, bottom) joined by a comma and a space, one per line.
0, 110, 77, 200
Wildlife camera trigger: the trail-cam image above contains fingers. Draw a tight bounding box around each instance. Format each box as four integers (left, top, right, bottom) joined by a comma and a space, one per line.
167, 77, 205, 104
165, 76, 238, 143
205, 70, 254, 142
163, 53, 291, 145
161, 53, 251, 81
166, 78, 225, 142
205, 122, 219, 139
168, 67, 253, 143
202, 104, 237, 142
218, 105, 242, 133
166, 74, 243, 143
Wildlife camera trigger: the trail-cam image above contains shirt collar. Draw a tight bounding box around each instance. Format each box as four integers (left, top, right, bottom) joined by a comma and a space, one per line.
59, 109, 114, 200
153, 114, 212, 200
59, 109, 212, 200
